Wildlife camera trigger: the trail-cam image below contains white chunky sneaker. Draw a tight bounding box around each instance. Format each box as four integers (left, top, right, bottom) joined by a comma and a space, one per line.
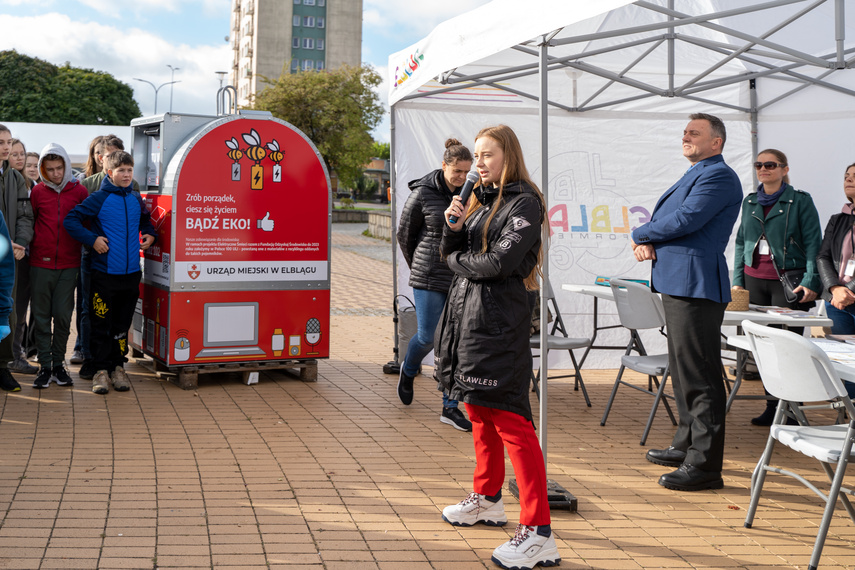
442, 492, 508, 527
491, 524, 561, 570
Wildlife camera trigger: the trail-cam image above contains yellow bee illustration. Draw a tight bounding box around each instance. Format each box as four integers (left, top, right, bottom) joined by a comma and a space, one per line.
243, 128, 266, 189
225, 137, 243, 161
242, 129, 267, 164
267, 139, 284, 183
266, 139, 284, 163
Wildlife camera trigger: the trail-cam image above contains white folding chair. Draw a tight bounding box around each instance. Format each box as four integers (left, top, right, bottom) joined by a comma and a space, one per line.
601, 279, 676, 445
742, 320, 855, 570
530, 280, 592, 407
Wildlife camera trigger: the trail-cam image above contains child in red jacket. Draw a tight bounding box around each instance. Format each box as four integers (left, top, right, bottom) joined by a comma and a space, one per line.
29, 143, 88, 388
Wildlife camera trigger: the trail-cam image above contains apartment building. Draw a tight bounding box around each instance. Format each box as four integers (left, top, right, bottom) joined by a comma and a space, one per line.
230, 0, 363, 107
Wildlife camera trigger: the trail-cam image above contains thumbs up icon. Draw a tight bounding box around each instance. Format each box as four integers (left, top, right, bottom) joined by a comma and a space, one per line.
257, 212, 274, 232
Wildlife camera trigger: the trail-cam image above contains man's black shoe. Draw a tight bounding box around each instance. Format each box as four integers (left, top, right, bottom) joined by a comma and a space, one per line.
397, 369, 414, 405
658, 464, 723, 492
0, 368, 21, 392
78, 360, 97, 380
646, 446, 686, 468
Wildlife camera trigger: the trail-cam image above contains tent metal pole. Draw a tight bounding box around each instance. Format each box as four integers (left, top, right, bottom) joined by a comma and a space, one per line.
384, 106, 401, 375
580, 39, 666, 108
538, 35, 549, 466
678, 0, 827, 92
639, 1, 831, 68
750, 79, 759, 188
551, 0, 807, 46
835, 0, 845, 66
668, 0, 675, 94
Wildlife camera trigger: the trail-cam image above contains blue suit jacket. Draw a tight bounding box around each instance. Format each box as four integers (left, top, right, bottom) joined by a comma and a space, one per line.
631, 154, 742, 303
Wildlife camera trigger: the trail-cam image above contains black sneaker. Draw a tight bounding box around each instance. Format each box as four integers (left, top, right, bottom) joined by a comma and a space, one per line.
33, 368, 52, 389
0, 368, 21, 392
53, 366, 73, 387
441, 407, 473, 432
78, 360, 97, 380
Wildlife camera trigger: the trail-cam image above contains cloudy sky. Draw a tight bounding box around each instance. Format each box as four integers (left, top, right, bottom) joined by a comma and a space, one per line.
0, 0, 491, 141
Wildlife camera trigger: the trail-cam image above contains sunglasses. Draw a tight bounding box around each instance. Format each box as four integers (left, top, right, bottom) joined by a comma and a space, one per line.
754, 161, 786, 170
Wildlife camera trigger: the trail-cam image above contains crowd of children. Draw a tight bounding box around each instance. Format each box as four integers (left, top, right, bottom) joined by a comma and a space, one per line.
0, 125, 157, 395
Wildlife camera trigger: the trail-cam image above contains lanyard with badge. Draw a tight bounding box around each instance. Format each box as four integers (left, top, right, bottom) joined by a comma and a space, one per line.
758, 235, 770, 256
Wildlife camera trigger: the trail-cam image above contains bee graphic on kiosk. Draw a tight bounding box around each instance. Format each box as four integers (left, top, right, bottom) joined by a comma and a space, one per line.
242, 129, 267, 190
266, 139, 284, 183
225, 137, 243, 181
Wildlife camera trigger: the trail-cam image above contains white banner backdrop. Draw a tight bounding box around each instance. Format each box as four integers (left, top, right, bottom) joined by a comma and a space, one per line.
394, 103, 754, 369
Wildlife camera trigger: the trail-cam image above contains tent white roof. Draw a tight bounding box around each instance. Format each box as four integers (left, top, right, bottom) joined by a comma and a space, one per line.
386, 1, 855, 445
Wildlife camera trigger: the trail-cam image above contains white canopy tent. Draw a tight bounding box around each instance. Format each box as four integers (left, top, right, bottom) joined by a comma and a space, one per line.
387, 0, 855, 457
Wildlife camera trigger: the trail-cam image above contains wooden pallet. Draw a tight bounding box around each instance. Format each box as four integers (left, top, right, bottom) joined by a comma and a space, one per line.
133, 354, 318, 390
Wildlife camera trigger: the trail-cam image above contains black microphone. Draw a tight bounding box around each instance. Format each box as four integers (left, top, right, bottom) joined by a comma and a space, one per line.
449, 171, 479, 224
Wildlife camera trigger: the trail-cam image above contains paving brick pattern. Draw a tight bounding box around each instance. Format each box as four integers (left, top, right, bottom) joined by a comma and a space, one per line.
0, 224, 853, 568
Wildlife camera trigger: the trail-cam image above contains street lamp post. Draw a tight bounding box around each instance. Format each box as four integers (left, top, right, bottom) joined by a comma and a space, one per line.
215, 71, 228, 89
167, 65, 180, 113
133, 78, 180, 115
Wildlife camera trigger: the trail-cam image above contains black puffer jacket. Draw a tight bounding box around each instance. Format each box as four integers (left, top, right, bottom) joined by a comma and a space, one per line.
434, 181, 543, 421
817, 207, 855, 302
397, 169, 457, 293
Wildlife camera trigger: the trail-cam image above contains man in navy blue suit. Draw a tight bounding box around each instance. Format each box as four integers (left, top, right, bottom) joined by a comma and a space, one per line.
631, 113, 742, 491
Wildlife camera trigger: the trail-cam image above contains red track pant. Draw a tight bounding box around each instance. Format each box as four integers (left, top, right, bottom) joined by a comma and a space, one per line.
465, 403, 551, 526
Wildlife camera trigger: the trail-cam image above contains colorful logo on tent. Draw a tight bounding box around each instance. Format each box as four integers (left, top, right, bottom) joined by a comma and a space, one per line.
393, 48, 425, 90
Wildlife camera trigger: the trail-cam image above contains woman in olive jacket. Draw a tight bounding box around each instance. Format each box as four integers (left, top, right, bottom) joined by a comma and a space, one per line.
436, 125, 560, 570
395, 138, 473, 432
733, 149, 822, 425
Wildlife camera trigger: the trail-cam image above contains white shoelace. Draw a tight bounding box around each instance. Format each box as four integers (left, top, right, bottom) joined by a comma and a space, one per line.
509, 524, 533, 547
460, 492, 481, 506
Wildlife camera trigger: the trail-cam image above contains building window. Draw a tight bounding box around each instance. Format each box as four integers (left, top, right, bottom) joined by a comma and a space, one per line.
304, 0, 315, 4
303, 16, 314, 27
293, 15, 301, 26
303, 38, 314, 49
316, 17, 325, 28
318, 0, 325, 5
291, 59, 299, 72
317, 60, 325, 70
303, 59, 314, 71
316, 39, 324, 50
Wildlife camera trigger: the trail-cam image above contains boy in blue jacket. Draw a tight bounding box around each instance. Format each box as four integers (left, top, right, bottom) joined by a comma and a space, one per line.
64, 151, 156, 395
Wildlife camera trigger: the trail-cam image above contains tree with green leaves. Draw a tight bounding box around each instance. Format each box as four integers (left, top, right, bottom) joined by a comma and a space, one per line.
253, 64, 384, 189
371, 141, 390, 160
0, 50, 141, 125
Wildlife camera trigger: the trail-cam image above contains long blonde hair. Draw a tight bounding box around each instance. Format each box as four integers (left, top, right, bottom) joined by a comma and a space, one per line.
469, 125, 547, 291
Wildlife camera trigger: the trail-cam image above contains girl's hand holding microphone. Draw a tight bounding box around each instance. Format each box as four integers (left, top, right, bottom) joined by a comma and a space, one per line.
444, 195, 468, 231
444, 170, 479, 231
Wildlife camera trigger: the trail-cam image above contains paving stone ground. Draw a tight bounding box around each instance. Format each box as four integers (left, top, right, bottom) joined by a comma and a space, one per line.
0, 222, 853, 569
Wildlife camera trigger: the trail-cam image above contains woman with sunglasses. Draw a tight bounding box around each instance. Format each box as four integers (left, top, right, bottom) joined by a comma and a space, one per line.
733, 149, 822, 426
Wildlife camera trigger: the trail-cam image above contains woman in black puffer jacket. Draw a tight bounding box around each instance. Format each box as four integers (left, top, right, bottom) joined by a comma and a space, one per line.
436, 125, 560, 570
396, 138, 473, 431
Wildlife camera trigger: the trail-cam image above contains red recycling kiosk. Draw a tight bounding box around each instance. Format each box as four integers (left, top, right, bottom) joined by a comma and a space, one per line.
129, 109, 331, 388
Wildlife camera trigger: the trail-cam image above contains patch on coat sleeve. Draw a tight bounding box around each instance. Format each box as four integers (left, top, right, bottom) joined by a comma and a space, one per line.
511, 216, 531, 230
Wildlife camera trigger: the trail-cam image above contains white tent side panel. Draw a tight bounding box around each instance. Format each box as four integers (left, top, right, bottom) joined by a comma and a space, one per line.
393, 103, 753, 369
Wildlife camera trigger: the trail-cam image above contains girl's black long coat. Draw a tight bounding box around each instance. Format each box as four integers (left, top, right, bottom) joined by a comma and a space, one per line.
433, 181, 543, 421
